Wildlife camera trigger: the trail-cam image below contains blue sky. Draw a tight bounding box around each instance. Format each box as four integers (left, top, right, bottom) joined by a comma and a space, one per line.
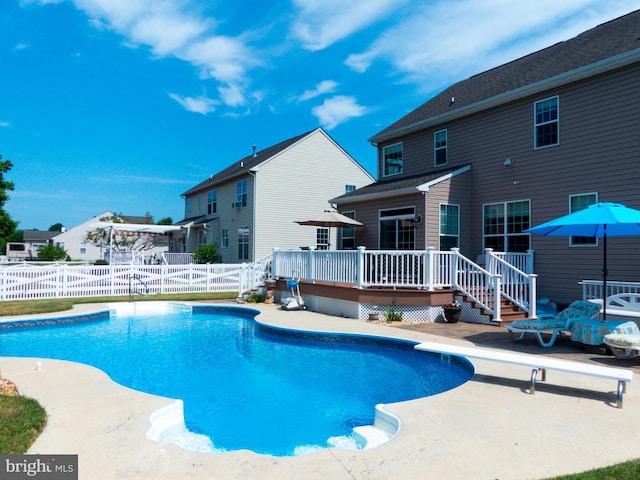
2, 0, 639, 231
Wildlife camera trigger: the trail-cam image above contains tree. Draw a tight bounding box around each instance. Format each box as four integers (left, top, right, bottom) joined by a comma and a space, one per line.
48, 223, 64, 232
38, 243, 69, 261
192, 243, 219, 264
0, 155, 19, 254
157, 217, 173, 225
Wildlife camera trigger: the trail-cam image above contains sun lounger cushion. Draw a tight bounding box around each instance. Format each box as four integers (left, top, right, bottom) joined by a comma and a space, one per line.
604, 333, 640, 347
510, 300, 601, 330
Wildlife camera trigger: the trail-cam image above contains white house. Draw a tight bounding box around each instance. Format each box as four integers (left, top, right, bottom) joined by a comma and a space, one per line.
174, 128, 374, 263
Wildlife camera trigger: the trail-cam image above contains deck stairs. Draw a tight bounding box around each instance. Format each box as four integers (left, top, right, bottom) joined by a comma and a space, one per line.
458, 291, 529, 324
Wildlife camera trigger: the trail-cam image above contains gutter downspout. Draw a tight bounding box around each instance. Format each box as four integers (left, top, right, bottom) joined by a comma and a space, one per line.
248, 169, 257, 262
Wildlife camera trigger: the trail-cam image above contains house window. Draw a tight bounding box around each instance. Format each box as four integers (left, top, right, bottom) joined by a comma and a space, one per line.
434, 129, 447, 166
534, 96, 559, 148
236, 180, 248, 207
197, 195, 201, 212
439, 204, 459, 250
186, 198, 192, 214
222, 229, 229, 248
238, 226, 249, 260
198, 230, 207, 247
345, 184, 356, 193
483, 200, 530, 252
207, 190, 217, 215
316, 228, 329, 250
570, 193, 598, 246
341, 211, 356, 249
379, 207, 415, 250
80, 242, 86, 255
383, 143, 403, 177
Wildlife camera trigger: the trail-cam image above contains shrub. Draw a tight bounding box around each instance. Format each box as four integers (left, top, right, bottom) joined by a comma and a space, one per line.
37, 244, 69, 261
192, 243, 219, 264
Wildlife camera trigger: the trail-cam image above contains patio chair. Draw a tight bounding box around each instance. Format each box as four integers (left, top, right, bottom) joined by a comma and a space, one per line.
603, 333, 640, 359
505, 300, 601, 347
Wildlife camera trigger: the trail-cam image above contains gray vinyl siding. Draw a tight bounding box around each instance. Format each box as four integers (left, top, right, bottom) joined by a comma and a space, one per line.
371, 61, 640, 305
426, 173, 471, 254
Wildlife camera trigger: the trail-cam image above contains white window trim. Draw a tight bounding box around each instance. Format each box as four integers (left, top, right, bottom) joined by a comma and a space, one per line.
439, 202, 459, 248
434, 129, 447, 167
534, 95, 560, 150
569, 192, 598, 247
382, 142, 403, 177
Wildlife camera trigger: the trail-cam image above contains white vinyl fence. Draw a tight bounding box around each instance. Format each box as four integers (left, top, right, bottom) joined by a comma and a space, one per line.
0, 262, 266, 301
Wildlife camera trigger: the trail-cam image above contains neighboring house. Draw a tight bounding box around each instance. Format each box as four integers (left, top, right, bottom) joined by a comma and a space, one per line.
5, 230, 57, 260
332, 10, 640, 305
175, 128, 374, 262
52, 211, 168, 262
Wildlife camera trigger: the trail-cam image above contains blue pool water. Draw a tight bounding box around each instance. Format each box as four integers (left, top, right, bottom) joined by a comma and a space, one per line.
0, 305, 472, 456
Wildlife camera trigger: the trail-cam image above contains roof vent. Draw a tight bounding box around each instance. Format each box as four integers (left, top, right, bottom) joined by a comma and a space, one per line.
252, 144, 257, 157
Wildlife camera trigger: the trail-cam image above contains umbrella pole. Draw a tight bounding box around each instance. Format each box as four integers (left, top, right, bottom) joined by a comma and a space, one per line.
602, 227, 607, 322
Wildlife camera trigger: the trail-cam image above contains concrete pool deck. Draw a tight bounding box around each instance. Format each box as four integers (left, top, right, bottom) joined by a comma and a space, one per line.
1, 302, 640, 479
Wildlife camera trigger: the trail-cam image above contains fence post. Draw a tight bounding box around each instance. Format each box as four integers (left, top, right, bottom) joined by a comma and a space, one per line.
271, 248, 279, 279
356, 246, 365, 288
526, 249, 535, 274
492, 274, 502, 322
307, 248, 314, 284
528, 274, 538, 318
484, 248, 494, 274
450, 248, 460, 289
238, 263, 247, 298
426, 247, 434, 291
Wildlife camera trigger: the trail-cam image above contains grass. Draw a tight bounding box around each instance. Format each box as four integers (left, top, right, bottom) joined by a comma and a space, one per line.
0, 291, 238, 317
0, 293, 638, 477
549, 460, 640, 479
0, 395, 47, 454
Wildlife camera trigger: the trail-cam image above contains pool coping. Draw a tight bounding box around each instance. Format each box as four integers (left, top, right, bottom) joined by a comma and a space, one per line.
2, 302, 640, 479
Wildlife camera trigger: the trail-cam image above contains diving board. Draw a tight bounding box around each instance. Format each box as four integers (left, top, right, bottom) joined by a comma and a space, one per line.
415, 341, 633, 408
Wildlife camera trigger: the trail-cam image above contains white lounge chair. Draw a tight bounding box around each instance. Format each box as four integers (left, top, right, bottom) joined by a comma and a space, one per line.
604, 333, 640, 359
506, 300, 601, 347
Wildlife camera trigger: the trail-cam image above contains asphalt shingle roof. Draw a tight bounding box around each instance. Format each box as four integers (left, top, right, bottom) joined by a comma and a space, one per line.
182, 129, 315, 196
371, 9, 640, 142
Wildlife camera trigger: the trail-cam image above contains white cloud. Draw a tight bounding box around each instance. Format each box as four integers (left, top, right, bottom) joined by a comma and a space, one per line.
311, 95, 368, 130
298, 80, 338, 101
69, 0, 256, 107
0, 121, 10, 128
168, 93, 218, 115
291, 0, 408, 51
345, 0, 640, 91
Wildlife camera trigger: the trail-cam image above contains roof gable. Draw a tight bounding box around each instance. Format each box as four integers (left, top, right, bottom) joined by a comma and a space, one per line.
371, 9, 640, 143
182, 128, 322, 196
332, 165, 470, 204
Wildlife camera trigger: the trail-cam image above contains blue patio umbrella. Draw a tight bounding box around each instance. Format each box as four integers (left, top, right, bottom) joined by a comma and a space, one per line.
526, 202, 640, 320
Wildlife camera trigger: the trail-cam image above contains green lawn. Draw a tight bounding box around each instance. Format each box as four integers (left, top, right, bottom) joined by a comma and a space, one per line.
0, 291, 237, 317
0, 395, 47, 454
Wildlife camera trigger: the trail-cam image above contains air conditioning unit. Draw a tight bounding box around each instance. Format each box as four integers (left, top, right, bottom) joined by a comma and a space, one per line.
232, 201, 242, 208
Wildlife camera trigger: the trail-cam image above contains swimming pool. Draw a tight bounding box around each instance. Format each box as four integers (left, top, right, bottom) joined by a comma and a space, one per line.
0, 303, 473, 456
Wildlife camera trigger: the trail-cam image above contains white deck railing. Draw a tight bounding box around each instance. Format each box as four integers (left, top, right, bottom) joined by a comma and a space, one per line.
162, 253, 194, 265
581, 280, 640, 301
273, 247, 537, 321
